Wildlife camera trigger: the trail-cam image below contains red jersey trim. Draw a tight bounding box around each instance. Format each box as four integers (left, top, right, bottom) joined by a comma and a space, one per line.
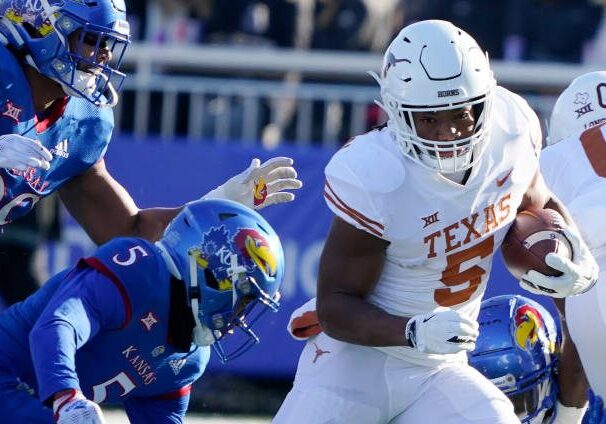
323, 181, 384, 237
154, 385, 192, 400
82, 257, 133, 329
35, 97, 69, 133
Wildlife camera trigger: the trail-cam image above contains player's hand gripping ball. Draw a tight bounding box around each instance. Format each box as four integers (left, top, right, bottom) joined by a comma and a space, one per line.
502, 208, 598, 297
501, 208, 571, 280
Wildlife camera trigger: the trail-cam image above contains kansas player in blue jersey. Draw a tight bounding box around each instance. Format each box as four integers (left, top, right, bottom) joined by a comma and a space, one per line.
0, 198, 285, 423
0, 0, 301, 243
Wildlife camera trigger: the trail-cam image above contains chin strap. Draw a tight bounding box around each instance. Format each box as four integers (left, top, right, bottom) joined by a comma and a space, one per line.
61, 71, 119, 108
187, 250, 225, 346
188, 250, 212, 345
191, 313, 215, 346
98, 72, 118, 108
156, 241, 217, 346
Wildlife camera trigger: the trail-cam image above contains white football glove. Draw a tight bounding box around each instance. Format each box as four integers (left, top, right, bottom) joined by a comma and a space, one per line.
203, 157, 302, 210
520, 227, 599, 298
53, 390, 106, 424
0, 134, 52, 171
405, 309, 479, 355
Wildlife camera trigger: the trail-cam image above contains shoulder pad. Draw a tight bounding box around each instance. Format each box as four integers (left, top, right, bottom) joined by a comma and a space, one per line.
327, 130, 406, 194
494, 86, 542, 154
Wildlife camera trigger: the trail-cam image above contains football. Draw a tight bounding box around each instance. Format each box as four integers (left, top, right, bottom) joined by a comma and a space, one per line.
501, 208, 572, 280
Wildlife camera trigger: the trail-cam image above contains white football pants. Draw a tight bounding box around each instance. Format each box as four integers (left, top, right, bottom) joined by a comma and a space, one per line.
566, 265, 606, 400
273, 332, 519, 424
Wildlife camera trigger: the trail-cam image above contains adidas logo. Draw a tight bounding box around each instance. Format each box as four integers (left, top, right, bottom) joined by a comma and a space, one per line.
51, 139, 69, 158
169, 359, 187, 376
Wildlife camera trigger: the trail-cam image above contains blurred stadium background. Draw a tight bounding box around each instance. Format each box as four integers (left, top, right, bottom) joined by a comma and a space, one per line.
10, 0, 606, 421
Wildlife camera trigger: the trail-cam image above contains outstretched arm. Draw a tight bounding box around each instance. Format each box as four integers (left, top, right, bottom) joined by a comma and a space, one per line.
59, 159, 181, 244
60, 157, 302, 245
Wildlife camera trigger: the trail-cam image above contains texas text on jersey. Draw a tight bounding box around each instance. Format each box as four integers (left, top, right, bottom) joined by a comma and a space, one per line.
323, 85, 542, 365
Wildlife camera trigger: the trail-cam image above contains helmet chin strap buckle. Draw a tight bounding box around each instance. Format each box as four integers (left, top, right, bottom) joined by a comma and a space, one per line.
227, 253, 248, 304
191, 320, 215, 346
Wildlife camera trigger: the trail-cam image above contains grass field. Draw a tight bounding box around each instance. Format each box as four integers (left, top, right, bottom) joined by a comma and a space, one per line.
103, 409, 271, 423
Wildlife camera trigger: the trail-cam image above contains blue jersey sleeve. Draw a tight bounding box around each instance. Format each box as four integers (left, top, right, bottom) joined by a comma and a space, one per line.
29, 265, 127, 403
0, 44, 34, 135
124, 388, 191, 424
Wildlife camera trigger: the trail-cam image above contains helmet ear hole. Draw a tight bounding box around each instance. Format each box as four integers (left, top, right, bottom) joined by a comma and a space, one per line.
22, 23, 41, 38
203, 268, 220, 290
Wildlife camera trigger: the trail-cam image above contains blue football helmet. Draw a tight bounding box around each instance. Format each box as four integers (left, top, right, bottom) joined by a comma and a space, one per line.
468, 295, 561, 424
0, 0, 130, 107
157, 199, 284, 363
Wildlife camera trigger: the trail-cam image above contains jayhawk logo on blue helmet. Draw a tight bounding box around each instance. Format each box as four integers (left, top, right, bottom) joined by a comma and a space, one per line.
158, 199, 285, 363
190, 225, 279, 292
3, 0, 56, 35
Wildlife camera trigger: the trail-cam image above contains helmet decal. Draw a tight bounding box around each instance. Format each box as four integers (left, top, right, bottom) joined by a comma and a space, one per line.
382, 52, 411, 79
3, 0, 57, 35
158, 199, 285, 362
196, 225, 234, 285
513, 304, 542, 350
253, 177, 268, 206
194, 225, 278, 284
234, 228, 277, 277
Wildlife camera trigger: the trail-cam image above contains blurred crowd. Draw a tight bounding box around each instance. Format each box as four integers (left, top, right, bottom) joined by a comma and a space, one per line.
126, 0, 606, 64
127, 0, 403, 52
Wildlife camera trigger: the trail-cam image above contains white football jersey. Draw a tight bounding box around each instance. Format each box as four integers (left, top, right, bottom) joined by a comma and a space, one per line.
323, 86, 542, 365
541, 123, 606, 259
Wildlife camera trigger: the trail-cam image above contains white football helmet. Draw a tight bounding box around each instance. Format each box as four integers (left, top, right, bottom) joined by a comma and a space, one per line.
374, 20, 495, 173
547, 71, 606, 146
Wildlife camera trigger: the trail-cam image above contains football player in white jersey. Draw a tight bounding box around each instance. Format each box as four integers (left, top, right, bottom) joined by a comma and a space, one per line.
273, 20, 599, 424
541, 71, 606, 423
